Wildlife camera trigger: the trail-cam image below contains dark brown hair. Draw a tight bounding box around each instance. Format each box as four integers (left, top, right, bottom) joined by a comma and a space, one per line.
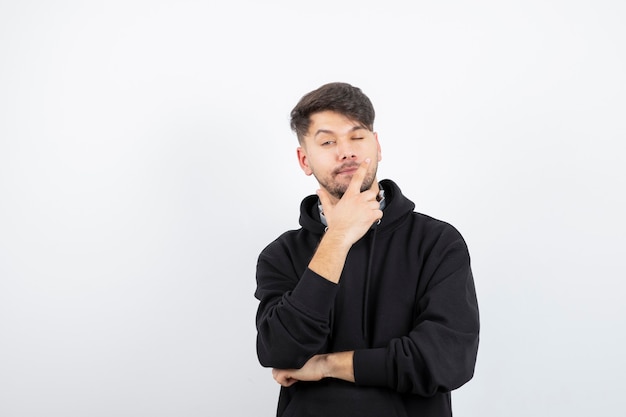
290, 82, 375, 143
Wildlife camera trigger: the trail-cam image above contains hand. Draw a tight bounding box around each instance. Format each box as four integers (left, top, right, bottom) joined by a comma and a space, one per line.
272, 355, 328, 387
318, 158, 383, 248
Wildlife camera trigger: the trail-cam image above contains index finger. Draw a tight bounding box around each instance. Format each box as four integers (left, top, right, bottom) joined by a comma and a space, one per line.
345, 158, 371, 195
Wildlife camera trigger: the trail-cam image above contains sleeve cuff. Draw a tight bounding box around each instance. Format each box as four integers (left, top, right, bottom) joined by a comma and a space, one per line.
289, 268, 338, 318
353, 348, 388, 387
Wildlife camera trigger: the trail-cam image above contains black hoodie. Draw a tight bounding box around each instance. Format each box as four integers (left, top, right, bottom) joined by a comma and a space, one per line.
255, 179, 479, 417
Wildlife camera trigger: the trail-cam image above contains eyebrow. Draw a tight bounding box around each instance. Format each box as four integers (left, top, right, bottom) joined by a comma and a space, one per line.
313, 125, 367, 138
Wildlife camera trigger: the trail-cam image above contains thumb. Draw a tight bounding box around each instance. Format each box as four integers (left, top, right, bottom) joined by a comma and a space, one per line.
316, 187, 333, 213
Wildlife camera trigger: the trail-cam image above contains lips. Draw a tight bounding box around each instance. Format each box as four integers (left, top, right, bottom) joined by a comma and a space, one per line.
334, 163, 360, 175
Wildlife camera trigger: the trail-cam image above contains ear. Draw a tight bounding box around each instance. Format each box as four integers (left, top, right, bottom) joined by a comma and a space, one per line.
297, 146, 313, 176
374, 132, 382, 162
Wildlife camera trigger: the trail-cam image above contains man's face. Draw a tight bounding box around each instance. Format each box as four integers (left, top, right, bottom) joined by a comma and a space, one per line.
297, 110, 382, 202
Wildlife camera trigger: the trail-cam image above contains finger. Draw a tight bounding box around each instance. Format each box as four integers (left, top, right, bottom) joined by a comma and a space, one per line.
274, 372, 298, 387
345, 158, 371, 195
282, 377, 298, 387
360, 188, 380, 202
273, 369, 287, 385
366, 172, 379, 192
316, 187, 333, 213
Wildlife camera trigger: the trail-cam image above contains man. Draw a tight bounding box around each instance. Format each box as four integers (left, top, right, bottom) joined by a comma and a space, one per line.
255, 82, 479, 417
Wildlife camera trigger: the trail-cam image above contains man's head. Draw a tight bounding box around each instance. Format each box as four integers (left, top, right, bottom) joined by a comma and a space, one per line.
291, 83, 382, 202
290, 82, 375, 144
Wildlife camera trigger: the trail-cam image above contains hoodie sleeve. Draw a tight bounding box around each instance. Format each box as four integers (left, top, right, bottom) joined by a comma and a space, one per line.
255, 236, 339, 369
353, 227, 479, 396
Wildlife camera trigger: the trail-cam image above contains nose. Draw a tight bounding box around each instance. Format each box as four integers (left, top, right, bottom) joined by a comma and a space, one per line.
337, 141, 356, 160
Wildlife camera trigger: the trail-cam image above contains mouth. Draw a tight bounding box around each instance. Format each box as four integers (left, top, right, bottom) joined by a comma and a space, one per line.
334, 163, 360, 176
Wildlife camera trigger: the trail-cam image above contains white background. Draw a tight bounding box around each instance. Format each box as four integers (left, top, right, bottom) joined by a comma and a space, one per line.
1, 1, 625, 416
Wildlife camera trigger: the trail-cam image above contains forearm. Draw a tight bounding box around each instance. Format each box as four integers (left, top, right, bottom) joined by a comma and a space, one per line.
308, 230, 351, 284
353, 260, 479, 395
272, 351, 355, 387
353, 323, 479, 395
325, 350, 355, 382
256, 269, 338, 368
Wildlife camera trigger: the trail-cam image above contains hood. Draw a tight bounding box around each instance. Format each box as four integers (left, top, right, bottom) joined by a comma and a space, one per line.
297, 179, 416, 344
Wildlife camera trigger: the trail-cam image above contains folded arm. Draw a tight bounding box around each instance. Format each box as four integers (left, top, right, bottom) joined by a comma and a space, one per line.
270, 235, 480, 396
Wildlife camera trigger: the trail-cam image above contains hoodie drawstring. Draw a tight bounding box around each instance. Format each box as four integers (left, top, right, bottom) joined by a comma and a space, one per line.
362, 223, 379, 346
